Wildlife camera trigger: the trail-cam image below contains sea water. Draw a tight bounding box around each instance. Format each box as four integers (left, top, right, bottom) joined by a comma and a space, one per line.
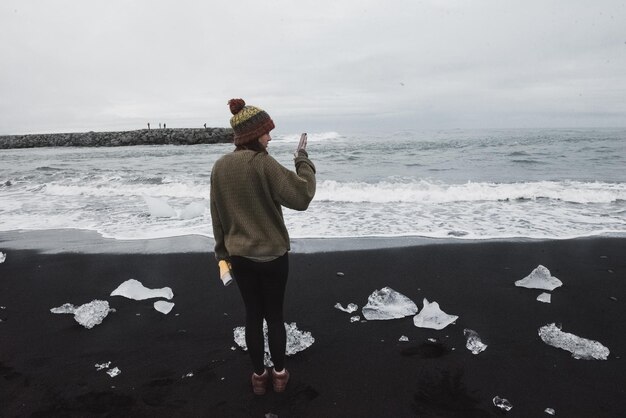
0, 128, 624, 241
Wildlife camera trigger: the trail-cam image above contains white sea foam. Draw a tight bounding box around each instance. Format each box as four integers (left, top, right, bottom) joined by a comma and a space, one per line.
315, 179, 626, 204
277, 131, 343, 142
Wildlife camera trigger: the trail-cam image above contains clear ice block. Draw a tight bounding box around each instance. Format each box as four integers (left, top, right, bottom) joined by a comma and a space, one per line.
463, 328, 488, 354
413, 299, 458, 330
538, 323, 610, 360
537, 292, 551, 303
515, 265, 562, 291
334, 302, 358, 313
493, 396, 513, 411
154, 300, 175, 314
110, 279, 173, 300
361, 287, 418, 320
73, 300, 112, 329
50, 303, 78, 314
0, 252, 6, 263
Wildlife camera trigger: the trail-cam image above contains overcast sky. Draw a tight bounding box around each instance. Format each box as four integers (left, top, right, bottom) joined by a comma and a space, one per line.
1, 0, 625, 135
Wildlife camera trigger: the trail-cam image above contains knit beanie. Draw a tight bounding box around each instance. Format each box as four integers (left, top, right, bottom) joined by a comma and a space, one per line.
228, 98, 275, 146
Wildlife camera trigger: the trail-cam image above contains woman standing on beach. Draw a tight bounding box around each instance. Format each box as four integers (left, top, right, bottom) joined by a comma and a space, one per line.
210, 98, 316, 395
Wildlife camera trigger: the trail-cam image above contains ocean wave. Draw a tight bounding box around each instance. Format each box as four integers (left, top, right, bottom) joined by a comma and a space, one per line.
315, 179, 626, 204
276, 131, 343, 142
41, 182, 209, 198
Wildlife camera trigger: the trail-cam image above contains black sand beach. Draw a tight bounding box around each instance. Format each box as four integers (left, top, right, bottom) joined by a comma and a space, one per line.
1, 235, 625, 417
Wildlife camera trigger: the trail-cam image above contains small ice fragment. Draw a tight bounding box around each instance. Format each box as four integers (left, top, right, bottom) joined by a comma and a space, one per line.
350, 316, 360, 322
182, 372, 194, 378
111, 279, 173, 300
234, 321, 314, 367
545, 408, 556, 415
428, 338, 437, 343
154, 300, 175, 314
336, 272, 345, 277
95, 362, 111, 371
515, 265, 562, 291
538, 323, 610, 360
362, 287, 418, 320
265, 413, 278, 418
230, 346, 236, 351
334, 302, 358, 313
609, 296, 617, 302
142, 195, 176, 217
399, 335, 409, 342
493, 396, 513, 411
537, 293, 551, 303
73, 300, 112, 329
0, 252, 6, 263
463, 329, 487, 354
413, 299, 458, 330
180, 201, 206, 219
106, 367, 121, 377
50, 303, 77, 314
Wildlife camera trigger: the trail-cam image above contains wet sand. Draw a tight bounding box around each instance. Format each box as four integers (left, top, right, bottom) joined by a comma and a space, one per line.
0, 236, 625, 417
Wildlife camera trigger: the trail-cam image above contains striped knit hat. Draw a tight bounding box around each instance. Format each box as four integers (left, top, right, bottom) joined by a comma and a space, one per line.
228, 98, 275, 145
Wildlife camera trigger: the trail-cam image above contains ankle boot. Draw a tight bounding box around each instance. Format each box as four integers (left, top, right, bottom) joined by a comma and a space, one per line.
272, 368, 290, 393
251, 370, 269, 395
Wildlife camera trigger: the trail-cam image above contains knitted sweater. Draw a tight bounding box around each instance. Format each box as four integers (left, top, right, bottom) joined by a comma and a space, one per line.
210, 149, 316, 261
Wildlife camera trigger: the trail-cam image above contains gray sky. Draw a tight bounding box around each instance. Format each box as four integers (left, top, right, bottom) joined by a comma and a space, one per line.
1, 0, 625, 135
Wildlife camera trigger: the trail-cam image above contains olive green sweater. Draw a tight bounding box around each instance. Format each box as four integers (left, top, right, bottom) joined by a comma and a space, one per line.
210, 149, 316, 261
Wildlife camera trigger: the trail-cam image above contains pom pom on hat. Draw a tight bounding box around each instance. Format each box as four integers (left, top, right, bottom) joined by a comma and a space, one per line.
228, 98, 246, 115
227, 98, 275, 146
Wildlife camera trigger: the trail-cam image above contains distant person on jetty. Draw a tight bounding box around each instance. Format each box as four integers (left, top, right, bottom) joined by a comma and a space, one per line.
147, 122, 150, 130
210, 98, 316, 395
164, 123, 166, 129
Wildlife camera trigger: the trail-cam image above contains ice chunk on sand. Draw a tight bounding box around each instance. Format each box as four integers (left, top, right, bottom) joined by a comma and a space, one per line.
111, 279, 173, 300
74, 300, 112, 329
234, 321, 314, 367
106, 367, 121, 377
493, 396, 513, 411
154, 300, 175, 314
0, 252, 6, 263
538, 323, 610, 360
143, 195, 176, 218
413, 299, 458, 330
362, 287, 418, 320
334, 302, 358, 313
50, 303, 78, 314
180, 201, 206, 219
537, 292, 551, 303
464, 329, 488, 354
399, 335, 409, 342
52, 300, 113, 328
95, 362, 111, 371
515, 265, 562, 291
545, 408, 556, 415
350, 316, 360, 323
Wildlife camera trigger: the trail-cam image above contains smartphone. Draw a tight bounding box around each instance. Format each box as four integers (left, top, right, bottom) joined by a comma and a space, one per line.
295, 133, 307, 156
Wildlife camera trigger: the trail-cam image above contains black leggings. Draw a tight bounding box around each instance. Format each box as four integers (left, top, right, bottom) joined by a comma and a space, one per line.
230, 253, 289, 374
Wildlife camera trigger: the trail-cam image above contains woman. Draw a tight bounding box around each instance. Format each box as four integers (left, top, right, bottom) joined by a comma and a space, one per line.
210, 98, 316, 395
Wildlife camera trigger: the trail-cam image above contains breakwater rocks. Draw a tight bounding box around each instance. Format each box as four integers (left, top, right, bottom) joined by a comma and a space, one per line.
0, 128, 234, 149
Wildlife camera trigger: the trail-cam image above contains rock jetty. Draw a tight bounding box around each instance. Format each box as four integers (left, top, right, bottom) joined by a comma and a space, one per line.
0, 128, 234, 149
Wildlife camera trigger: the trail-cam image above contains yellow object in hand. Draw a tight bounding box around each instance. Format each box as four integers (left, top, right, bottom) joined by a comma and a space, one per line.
218, 260, 233, 286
